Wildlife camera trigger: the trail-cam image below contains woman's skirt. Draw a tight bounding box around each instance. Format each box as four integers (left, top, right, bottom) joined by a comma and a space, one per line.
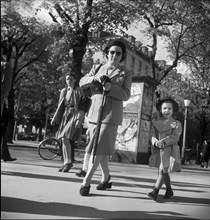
86, 122, 118, 156
57, 108, 77, 140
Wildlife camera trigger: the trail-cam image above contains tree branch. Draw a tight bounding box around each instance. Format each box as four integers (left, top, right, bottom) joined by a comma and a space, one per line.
16, 49, 46, 75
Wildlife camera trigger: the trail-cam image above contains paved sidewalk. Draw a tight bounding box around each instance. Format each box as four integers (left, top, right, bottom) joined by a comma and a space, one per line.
1, 141, 210, 219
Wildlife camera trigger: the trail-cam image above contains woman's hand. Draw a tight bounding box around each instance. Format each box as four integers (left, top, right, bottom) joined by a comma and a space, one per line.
51, 120, 56, 127
103, 82, 111, 91
75, 110, 85, 128
93, 75, 111, 91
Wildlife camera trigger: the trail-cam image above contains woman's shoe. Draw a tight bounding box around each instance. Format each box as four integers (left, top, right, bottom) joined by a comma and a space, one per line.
80, 185, 91, 196
96, 175, 112, 190
3, 157, 16, 162
75, 169, 87, 177
62, 163, 73, 172
58, 165, 65, 172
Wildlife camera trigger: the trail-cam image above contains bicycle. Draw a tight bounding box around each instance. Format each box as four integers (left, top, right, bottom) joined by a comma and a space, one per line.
38, 137, 63, 160
38, 137, 85, 162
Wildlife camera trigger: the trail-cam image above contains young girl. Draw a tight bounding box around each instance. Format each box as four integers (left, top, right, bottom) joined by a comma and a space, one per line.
148, 97, 182, 201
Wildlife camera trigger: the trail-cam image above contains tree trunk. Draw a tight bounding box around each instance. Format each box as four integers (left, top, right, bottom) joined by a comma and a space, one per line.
72, 47, 86, 85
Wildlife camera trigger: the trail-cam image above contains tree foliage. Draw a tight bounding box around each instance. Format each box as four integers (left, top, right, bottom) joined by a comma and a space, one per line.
36, 0, 135, 83
119, 0, 210, 83
1, 1, 54, 141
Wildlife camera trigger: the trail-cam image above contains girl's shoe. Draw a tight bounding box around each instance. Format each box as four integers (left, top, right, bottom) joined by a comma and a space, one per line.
147, 188, 159, 201
80, 185, 91, 196
62, 163, 73, 172
96, 175, 112, 190
164, 186, 174, 199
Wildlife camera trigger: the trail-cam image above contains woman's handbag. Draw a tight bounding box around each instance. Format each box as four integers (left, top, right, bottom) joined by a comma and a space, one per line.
78, 95, 92, 113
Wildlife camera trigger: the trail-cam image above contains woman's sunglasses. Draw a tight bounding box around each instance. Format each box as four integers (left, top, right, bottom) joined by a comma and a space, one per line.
109, 50, 122, 56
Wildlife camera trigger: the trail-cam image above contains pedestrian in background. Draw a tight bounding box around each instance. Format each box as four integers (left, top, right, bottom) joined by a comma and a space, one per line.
1, 103, 16, 162
1, 31, 15, 116
51, 72, 84, 172
148, 97, 182, 201
200, 140, 210, 168
78, 39, 132, 196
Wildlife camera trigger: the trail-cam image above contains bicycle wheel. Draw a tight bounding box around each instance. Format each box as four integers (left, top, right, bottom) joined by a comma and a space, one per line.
38, 138, 62, 160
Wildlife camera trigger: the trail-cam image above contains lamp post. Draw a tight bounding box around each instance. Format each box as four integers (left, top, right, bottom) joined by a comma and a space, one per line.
44, 99, 52, 140
181, 99, 191, 164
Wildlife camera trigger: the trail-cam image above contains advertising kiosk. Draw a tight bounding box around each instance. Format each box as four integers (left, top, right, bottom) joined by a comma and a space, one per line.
112, 76, 158, 164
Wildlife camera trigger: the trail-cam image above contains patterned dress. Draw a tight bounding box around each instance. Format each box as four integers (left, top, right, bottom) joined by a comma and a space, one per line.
57, 87, 83, 140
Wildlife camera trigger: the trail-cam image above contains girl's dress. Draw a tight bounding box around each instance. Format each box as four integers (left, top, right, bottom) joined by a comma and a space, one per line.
149, 115, 182, 172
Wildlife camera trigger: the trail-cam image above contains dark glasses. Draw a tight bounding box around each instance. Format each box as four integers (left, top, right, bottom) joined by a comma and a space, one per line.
109, 50, 122, 56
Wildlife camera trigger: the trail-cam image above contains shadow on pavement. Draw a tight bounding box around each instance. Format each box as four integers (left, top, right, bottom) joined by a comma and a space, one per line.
1, 196, 194, 219
2, 170, 209, 205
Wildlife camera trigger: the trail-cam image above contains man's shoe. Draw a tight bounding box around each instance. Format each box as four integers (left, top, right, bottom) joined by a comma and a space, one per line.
62, 163, 73, 172
147, 188, 159, 201
96, 175, 112, 190
164, 186, 174, 199
3, 157, 16, 162
80, 185, 91, 196
76, 169, 87, 177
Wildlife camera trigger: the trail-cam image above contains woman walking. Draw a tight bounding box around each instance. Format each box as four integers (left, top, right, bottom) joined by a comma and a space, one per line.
79, 39, 132, 196
51, 72, 84, 172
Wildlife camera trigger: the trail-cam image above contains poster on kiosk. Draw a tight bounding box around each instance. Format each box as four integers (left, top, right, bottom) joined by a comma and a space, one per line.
113, 78, 155, 164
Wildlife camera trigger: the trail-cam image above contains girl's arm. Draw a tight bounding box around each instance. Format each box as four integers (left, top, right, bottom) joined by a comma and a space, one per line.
161, 121, 182, 147
150, 121, 159, 146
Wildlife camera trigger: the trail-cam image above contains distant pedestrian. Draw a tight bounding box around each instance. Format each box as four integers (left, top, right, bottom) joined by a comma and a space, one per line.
1, 103, 16, 162
200, 140, 210, 168
1, 38, 14, 116
51, 72, 84, 172
147, 97, 182, 201
78, 39, 132, 196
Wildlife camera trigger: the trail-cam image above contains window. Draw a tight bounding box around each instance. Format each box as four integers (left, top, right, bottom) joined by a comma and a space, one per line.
145, 65, 149, 75
131, 56, 135, 69
138, 61, 142, 73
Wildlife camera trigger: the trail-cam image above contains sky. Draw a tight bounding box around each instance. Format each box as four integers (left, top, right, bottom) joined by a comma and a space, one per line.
126, 23, 190, 75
